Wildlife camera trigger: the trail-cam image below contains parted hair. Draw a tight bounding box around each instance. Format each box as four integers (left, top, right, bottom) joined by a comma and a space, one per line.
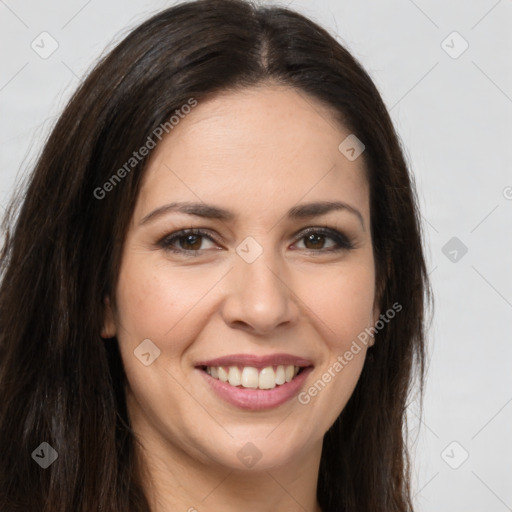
0, 1, 431, 510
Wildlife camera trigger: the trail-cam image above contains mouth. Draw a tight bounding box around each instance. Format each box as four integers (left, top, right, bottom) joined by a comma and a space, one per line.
195, 353, 314, 410
198, 364, 307, 390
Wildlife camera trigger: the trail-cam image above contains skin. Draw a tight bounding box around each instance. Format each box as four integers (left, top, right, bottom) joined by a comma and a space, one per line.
102, 83, 380, 512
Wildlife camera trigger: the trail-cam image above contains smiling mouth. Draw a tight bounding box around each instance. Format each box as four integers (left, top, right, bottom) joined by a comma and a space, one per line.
199, 365, 308, 390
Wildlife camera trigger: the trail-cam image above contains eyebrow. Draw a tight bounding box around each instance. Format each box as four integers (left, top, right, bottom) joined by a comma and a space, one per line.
140, 200, 365, 229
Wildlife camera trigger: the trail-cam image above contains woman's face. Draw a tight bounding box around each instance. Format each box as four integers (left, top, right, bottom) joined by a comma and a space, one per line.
103, 84, 379, 473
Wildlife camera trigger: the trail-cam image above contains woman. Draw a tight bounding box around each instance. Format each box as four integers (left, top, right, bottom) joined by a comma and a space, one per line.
0, 0, 432, 510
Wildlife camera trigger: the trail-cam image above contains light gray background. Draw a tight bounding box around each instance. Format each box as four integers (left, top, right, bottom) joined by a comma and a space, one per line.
1, 1, 511, 510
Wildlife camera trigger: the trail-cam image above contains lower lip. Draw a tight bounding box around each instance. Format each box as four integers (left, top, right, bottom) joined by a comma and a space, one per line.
198, 367, 313, 410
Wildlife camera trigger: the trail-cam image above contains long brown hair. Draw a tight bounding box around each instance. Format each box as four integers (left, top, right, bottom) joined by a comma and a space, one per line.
0, 1, 432, 510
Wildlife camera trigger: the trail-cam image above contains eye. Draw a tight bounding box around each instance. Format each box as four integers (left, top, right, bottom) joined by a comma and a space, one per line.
159, 229, 219, 255
158, 226, 354, 256
293, 227, 354, 253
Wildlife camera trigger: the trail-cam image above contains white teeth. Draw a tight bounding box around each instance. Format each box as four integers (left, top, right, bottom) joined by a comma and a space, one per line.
259, 367, 276, 389
217, 366, 229, 382
285, 365, 295, 383
228, 366, 241, 386
241, 367, 259, 388
206, 364, 302, 390
275, 365, 285, 385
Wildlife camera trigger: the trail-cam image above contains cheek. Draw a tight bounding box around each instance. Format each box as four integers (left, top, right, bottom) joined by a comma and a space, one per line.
114, 252, 211, 341
305, 261, 376, 349
296, 264, 374, 425
113, 251, 234, 379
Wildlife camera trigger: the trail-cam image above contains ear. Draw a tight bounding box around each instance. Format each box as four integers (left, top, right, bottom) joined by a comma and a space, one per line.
100, 296, 117, 339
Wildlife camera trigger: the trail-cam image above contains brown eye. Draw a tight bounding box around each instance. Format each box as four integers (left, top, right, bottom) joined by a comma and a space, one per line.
294, 227, 354, 252
158, 226, 354, 257
303, 233, 328, 250
176, 233, 203, 251
159, 229, 219, 255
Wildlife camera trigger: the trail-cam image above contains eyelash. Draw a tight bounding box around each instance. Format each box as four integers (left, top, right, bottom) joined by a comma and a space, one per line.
158, 226, 354, 256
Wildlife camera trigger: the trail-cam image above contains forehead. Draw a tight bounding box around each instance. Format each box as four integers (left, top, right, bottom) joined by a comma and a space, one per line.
136, 84, 369, 223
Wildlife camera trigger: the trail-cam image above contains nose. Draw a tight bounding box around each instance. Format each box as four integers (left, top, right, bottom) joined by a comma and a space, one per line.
220, 249, 300, 336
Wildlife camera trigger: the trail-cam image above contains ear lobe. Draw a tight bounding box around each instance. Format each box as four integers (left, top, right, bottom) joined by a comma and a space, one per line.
100, 296, 117, 339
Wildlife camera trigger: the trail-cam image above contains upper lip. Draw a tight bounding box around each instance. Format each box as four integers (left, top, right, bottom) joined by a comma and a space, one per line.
195, 353, 313, 369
